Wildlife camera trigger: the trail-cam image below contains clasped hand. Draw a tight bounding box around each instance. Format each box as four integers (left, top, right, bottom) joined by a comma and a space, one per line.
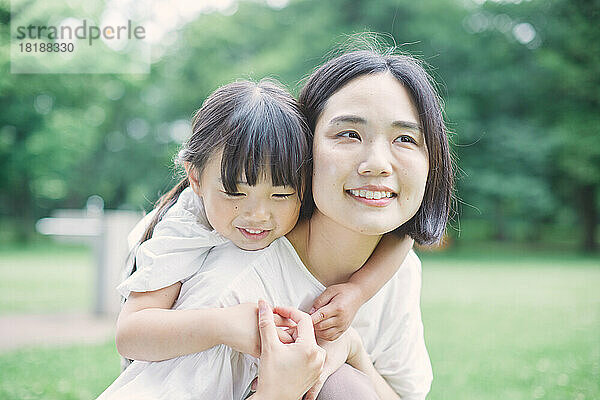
243, 294, 363, 400
248, 300, 326, 400
224, 281, 363, 357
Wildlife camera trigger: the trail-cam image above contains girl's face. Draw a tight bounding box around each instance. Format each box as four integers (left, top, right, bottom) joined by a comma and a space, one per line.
192, 151, 301, 251
311, 72, 429, 235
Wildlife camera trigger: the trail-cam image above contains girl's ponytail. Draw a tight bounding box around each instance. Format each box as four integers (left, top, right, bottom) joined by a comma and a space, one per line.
129, 177, 189, 275
140, 178, 189, 243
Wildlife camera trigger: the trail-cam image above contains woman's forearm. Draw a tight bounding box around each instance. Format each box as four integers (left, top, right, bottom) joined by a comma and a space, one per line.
116, 307, 226, 361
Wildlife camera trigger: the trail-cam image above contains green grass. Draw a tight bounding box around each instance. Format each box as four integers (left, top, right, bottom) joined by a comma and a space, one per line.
0, 242, 93, 314
0, 341, 120, 400
419, 255, 600, 400
0, 243, 598, 399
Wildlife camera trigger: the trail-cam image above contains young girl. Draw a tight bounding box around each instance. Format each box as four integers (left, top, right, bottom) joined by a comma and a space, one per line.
98, 79, 413, 399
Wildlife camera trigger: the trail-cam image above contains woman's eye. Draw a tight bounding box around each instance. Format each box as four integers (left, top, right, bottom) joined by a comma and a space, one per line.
337, 130, 361, 140
395, 135, 417, 144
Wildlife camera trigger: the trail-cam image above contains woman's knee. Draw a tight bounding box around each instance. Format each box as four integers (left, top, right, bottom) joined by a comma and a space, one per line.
316, 364, 378, 400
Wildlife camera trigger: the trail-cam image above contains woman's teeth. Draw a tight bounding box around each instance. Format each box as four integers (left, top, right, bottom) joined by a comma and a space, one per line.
349, 189, 393, 200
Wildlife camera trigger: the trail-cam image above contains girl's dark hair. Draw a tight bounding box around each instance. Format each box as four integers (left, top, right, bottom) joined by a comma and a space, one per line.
135, 79, 310, 268
298, 47, 453, 245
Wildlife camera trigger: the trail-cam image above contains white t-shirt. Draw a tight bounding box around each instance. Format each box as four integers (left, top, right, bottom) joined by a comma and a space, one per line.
99, 188, 433, 400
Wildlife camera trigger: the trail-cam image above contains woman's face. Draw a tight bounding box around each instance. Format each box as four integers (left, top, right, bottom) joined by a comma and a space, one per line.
311, 72, 429, 235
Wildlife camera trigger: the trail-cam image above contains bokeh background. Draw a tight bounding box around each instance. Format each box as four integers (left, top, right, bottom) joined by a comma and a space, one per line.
1, 0, 598, 399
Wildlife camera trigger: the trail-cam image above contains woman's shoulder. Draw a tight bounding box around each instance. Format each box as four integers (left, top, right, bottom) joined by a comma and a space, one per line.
387, 249, 422, 284
404, 249, 423, 274
185, 237, 323, 310
373, 249, 423, 306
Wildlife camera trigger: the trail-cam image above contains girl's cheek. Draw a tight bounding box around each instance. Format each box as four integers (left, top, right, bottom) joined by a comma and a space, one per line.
282, 201, 301, 227
283, 200, 300, 217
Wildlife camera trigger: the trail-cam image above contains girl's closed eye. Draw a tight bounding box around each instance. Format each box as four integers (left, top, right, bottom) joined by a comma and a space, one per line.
221, 191, 245, 197
272, 192, 296, 199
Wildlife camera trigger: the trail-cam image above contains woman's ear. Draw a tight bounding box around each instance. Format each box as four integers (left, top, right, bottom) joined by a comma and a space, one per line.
184, 162, 202, 195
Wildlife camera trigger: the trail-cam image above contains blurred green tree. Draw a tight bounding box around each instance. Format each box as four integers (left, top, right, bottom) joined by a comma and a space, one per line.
0, 0, 597, 251
530, 0, 600, 251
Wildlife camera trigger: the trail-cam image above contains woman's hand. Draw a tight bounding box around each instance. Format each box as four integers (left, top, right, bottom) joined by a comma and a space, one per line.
250, 300, 325, 400
303, 327, 362, 400
220, 303, 295, 358
310, 282, 364, 341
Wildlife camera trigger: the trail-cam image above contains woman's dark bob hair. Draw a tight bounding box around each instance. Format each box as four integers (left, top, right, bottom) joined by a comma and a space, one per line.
298, 48, 453, 245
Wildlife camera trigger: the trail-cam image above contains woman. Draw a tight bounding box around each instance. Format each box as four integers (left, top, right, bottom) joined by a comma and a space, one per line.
288, 47, 452, 399
105, 46, 452, 400
224, 48, 451, 399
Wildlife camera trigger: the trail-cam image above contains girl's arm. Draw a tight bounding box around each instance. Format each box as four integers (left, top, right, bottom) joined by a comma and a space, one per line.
116, 284, 265, 361
311, 234, 413, 340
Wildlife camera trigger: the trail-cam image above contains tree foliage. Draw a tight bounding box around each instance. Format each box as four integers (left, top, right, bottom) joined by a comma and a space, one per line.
0, 0, 597, 251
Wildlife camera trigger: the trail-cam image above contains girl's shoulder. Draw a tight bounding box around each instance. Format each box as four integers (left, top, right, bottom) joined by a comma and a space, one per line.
126, 187, 216, 249
118, 188, 228, 299
153, 187, 214, 238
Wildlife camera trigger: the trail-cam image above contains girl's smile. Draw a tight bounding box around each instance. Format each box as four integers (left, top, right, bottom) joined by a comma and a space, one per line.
237, 228, 272, 240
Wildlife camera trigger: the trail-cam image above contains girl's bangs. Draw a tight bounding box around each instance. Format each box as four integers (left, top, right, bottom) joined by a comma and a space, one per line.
219, 102, 307, 194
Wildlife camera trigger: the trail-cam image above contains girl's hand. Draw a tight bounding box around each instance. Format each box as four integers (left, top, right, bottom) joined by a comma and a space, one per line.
303, 328, 361, 400
310, 282, 364, 341
251, 300, 325, 400
220, 303, 295, 358
310, 235, 413, 342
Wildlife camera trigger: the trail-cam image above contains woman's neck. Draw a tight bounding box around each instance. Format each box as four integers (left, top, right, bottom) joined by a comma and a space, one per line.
286, 210, 382, 287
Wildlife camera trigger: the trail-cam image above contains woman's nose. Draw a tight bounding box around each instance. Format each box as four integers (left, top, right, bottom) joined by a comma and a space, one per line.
358, 140, 393, 176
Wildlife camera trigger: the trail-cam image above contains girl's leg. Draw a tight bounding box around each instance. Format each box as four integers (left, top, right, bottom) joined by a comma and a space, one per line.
316, 363, 378, 400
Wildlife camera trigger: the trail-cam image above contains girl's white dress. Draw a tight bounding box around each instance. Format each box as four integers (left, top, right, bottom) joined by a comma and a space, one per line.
98, 187, 433, 400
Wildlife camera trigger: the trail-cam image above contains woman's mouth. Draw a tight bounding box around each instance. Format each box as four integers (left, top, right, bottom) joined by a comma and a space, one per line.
238, 228, 271, 240
346, 188, 396, 206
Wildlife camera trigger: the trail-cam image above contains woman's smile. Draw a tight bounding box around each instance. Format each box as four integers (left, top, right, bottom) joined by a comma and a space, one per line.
345, 185, 397, 207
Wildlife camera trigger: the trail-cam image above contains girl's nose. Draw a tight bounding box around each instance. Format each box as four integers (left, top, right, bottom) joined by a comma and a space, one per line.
358, 140, 393, 176
243, 199, 270, 222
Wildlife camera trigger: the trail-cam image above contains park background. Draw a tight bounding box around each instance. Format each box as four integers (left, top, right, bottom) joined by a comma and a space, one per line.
0, 0, 598, 399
